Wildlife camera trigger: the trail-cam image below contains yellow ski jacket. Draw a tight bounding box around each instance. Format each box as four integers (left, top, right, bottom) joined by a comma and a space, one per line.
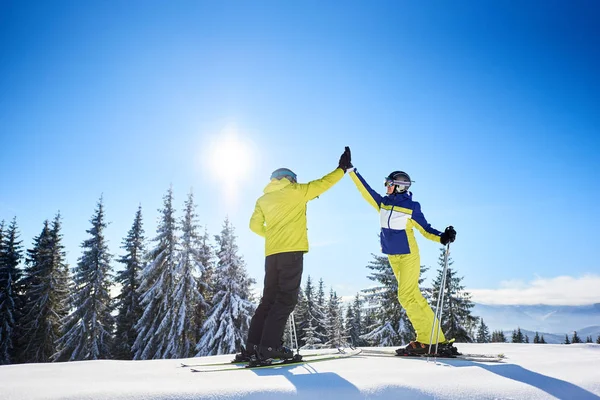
250, 168, 344, 256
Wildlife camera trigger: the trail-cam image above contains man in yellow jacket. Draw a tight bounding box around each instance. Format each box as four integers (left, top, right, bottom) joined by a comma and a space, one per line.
238, 147, 352, 363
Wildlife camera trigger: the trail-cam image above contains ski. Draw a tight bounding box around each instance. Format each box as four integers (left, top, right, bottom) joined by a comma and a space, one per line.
360, 348, 505, 363
180, 348, 346, 368
190, 348, 362, 372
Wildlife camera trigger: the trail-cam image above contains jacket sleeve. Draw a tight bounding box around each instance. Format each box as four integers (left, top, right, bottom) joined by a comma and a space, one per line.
249, 201, 266, 237
299, 168, 344, 201
349, 169, 382, 211
411, 201, 442, 242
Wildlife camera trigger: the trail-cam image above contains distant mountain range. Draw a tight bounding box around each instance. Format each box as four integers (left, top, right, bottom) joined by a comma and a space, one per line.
472, 303, 600, 342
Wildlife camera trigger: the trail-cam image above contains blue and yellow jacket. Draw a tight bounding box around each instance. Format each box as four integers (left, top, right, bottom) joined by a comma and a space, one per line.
349, 169, 442, 255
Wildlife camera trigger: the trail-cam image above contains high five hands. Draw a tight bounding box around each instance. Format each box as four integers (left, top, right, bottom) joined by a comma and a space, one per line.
338, 146, 353, 171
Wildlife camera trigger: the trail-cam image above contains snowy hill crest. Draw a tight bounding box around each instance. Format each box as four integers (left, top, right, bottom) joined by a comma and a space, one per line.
1, 344, 599, 400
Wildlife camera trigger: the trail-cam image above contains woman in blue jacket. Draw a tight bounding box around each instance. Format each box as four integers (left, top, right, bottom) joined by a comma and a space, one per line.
349, 167, 457, 355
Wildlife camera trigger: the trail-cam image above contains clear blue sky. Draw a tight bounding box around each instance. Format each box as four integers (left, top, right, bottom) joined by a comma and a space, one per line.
1, 1, 599, 305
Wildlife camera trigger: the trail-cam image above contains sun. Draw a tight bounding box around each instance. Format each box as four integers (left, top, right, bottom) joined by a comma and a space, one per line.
206, 128, 254, 187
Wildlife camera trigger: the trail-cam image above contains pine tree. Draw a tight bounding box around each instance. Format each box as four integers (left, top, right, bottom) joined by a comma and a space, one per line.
533, 332, 540, 344
540, 335, 546, 344
476, 319, 490, 343
54, 197, 115, 361
195, 218, 255, 355
361, 255, 404, 346
490, 330, 506, 342
564, 334, 570, 344
18, 215, 70, 363
314, 279, 329, 344
299, 276, 325, 348
346, 293, 366, 347
430, 248, 476, 342
165, 192, 209, 358
511, 327, 524, 343
301, 318, 321, 349
113, 205, 145, 360
586, 336, 593, 343
288, 288, 307, 348
0, 218, 23, 364
525, 334, 529, 343
133, 187, 179, 360
193, 227, 214, 346
596, 335, 600, 344
324, 289, 345, 348
571, 331, 582, 344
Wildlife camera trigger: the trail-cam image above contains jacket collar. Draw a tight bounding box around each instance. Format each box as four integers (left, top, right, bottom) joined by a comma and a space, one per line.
264, 178, 292, 193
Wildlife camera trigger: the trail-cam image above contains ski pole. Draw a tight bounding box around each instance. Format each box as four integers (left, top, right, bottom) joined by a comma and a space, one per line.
429, 244, 450, 356
291, 311, 300, 356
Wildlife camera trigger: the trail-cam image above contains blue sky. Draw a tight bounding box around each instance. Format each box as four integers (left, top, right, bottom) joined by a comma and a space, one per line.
1, 1, 599, 305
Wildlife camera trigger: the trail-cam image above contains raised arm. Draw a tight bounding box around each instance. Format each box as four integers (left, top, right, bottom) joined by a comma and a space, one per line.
299, 168, 344, 201
349, 169, 383, 211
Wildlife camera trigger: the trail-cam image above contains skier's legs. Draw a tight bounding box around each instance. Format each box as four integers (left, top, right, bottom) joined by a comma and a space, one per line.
246, 255, 279, 348
389, 253, 446, 344
260, 251, 303, 348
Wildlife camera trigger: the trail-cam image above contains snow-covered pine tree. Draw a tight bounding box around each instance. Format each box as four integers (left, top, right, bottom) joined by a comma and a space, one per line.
54, 197, 115, 361
0, 218, 23, 364
361, 254, 403, 346
283, 288, 307, 349
193, 227, 214, 346
195, 218, 255, 356
113, 205, 145, 360
564, 334, 570, 344
525, 334, 529, 343
165, 191, 209, 359
476, 319, 490, 343
314, 279, 329, 344
586, 335, 593, 343
324, 289, 346, 348
301, 317, 321, 349
345, 293, 365, 347
299, 276, 324, 349
18, 215, 70, 363
540, 335, 546, 344
596, 335, 600, 344
571, 331, 582, 343
533, 332, 540, 343
430, 248, 476, 342
133, 187, 179, 360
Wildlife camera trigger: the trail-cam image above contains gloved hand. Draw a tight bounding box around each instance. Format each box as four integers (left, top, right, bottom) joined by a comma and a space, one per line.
338, 146, 353, 171
440, 226, 456, 245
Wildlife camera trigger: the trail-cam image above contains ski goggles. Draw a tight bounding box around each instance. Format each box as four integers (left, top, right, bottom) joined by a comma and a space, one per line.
385, 179, 411, 189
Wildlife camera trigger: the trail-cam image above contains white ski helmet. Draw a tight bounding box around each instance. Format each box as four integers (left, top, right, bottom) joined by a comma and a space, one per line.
385, 171, 412, 193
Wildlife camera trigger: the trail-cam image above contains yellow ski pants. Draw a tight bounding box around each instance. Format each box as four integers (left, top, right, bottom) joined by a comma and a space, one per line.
389, 251, 446, 344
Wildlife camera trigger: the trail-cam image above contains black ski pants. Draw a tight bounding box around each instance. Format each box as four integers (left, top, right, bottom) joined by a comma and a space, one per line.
246, 251, 304, 349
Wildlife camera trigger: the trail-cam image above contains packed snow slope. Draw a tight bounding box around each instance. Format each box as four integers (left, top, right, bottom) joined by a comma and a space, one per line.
1, 344, 599, 400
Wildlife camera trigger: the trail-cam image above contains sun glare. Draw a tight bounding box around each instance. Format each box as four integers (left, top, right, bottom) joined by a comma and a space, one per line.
206, 127, 255, 189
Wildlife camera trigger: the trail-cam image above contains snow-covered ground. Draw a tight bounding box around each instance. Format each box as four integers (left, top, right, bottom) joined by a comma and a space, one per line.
1, 344, 599, 400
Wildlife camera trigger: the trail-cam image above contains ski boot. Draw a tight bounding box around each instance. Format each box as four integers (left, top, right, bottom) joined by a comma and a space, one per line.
258, 344, 296, 361
233, 343, 257, 363
395, 341, 430, 356
436, 340, 461, 357
246, 345, 296, 367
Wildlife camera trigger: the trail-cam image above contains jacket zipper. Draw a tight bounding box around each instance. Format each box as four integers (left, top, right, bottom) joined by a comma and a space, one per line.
387, 205, 394, 229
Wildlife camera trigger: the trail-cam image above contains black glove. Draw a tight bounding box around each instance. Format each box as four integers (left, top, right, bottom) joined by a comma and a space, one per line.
440, 226, 456, 245
338, 146, 353, 171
